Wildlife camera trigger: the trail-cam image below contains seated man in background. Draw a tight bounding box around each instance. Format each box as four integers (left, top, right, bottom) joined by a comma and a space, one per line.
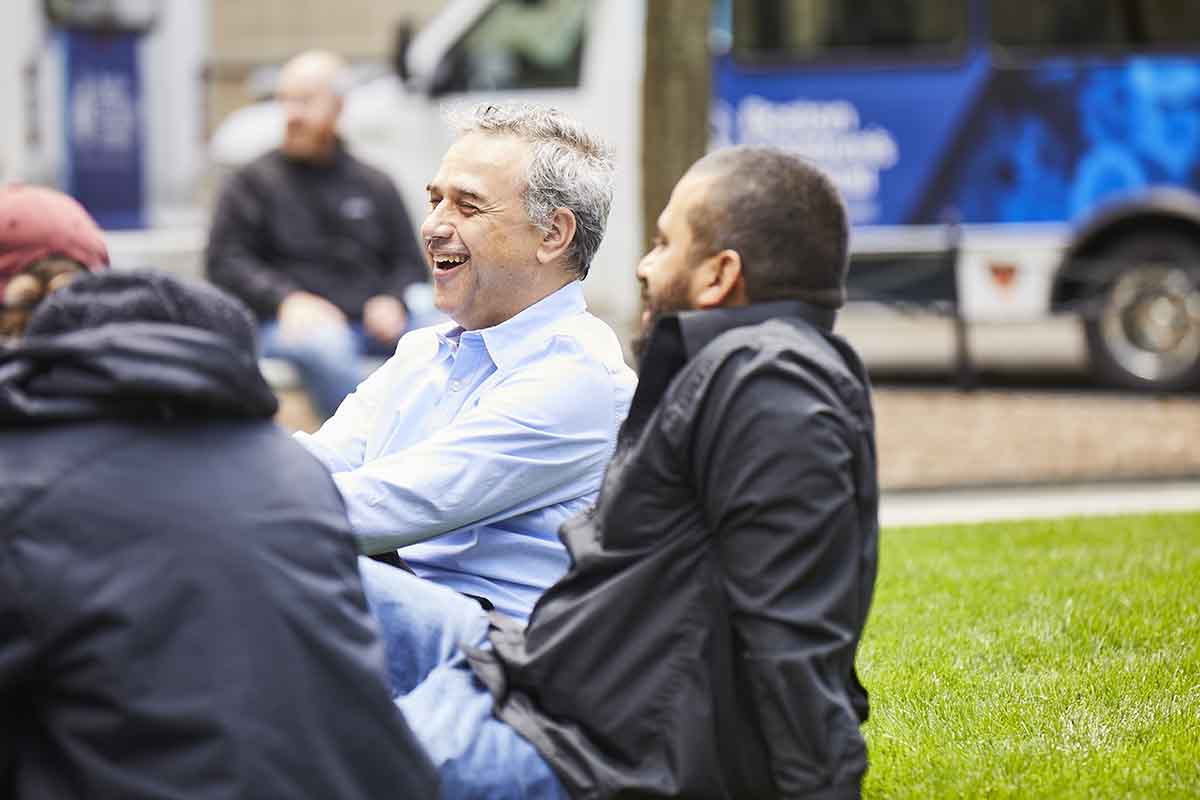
0, 184, 108, 340
298, 103, 636, 621
0, 270, 437, 799
207, 49, 430, 419
361, 146, 879, 799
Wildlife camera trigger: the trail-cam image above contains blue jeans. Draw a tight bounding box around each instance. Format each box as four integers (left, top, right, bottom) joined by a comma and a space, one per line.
358, 558, 569, 799
260, 297, 447, 418
259, 320, 383, 419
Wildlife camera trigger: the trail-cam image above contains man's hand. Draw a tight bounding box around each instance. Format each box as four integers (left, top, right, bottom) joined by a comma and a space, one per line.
363, 294, 407, 344
278, 291, 346, 340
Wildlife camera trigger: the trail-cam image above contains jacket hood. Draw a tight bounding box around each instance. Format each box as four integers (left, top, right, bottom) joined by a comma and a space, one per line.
0, 321, 278, 423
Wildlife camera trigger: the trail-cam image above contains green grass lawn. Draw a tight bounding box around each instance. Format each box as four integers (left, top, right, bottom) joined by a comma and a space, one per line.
858, 512, 1200, 799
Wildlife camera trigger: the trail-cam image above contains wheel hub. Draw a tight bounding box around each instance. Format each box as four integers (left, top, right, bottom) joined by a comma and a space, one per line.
1102, 266, 1200, 382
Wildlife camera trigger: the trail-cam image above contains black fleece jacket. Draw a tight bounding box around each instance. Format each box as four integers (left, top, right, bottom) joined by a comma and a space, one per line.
206, 145, 428, 321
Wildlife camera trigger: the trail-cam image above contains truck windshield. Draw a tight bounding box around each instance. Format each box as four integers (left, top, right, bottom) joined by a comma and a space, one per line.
443, 0, 588, 93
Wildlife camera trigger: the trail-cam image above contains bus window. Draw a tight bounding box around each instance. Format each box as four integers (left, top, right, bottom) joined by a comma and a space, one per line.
435, 0, 587, 94
992, 0, 1200, 51
732, 0, 967, 61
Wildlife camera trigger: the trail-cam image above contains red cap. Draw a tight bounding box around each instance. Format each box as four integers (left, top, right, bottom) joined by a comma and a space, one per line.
0, 184, 109, 293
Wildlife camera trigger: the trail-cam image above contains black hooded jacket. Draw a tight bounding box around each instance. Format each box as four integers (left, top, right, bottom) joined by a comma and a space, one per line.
0, 319, 438, 799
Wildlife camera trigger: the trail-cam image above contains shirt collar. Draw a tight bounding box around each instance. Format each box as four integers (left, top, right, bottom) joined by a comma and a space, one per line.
433, 281, 587, 370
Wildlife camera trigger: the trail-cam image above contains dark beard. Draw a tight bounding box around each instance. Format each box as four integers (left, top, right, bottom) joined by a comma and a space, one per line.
631, 274, 693, 369
631, 323, 654, 367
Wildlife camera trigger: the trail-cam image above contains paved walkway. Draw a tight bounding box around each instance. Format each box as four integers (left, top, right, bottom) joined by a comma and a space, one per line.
880, 479, 1200, 528
873, 388, 1200, 491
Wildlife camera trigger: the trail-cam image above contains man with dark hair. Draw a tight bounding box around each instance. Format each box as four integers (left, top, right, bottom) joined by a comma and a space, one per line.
361, 145, 879, 799
682, 146, 849, 305
0, 271, 438, 799
207, 50, 429, 418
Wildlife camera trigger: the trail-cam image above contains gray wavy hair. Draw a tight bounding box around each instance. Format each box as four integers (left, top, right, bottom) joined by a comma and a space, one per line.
448, 103, 615, 280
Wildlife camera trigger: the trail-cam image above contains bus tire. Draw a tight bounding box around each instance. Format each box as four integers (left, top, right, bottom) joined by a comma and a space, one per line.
1083, 232, 1200, 392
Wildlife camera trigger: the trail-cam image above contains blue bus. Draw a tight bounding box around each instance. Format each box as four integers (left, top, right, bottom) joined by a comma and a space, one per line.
711, 0, 1200, 391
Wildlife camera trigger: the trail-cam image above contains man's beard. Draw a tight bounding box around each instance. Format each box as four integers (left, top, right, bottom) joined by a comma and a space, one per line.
631, 272, 693, 368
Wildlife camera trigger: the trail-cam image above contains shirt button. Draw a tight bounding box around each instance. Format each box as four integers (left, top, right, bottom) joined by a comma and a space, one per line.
450, 380, 462, 392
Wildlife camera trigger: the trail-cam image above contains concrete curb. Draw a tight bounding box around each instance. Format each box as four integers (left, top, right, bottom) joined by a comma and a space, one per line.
880, 478, 1200, 528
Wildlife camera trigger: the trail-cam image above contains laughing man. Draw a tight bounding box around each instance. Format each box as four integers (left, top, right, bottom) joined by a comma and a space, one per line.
296, 104, 636, 621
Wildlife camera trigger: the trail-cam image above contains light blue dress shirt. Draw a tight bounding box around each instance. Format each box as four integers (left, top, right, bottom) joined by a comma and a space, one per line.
297, 282, 636, 620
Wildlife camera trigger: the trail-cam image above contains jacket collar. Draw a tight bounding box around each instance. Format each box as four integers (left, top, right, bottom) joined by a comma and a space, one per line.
276, 137, 350, 172
675, 300, 836, 359
619, 300, 837, 447
434, 281, 587, 371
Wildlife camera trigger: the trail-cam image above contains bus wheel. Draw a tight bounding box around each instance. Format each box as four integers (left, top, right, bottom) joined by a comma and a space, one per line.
1084, 233, 1200, 392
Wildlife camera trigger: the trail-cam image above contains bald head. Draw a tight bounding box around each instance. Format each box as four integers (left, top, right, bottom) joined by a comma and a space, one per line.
277, 50, 347, 161
280, 50, 347, 94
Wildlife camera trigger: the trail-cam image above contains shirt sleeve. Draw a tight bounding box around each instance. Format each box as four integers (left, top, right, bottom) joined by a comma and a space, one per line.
321, 351, 618, 554
294, 349, 398, 474
206, 169, 300, 318
691, 352, 868, 796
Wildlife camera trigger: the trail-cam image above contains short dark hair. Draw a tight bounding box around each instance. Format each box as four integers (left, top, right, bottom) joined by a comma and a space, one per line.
686, 146, 849, 308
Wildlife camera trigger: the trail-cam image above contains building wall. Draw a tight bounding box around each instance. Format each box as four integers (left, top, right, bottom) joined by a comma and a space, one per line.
146, 0, 209, 223
207, 0, 447, 129
0, 0, 49, 185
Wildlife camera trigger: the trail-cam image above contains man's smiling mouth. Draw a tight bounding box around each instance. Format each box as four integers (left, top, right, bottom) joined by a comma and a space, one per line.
432, 254, 469, 272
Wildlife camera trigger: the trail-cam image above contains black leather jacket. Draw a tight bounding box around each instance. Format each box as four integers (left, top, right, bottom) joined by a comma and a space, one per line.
470, 301, 880, 799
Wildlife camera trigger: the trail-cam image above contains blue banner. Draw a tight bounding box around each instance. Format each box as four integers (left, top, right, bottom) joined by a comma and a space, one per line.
64, 29, 145, 229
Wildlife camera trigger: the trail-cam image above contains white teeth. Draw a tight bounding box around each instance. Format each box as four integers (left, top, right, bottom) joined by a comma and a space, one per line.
434, 255, 467, 265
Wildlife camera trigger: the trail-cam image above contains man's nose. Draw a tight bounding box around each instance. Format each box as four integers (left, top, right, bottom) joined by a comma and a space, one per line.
420, 211, 453, 243
635, 254, 652, 280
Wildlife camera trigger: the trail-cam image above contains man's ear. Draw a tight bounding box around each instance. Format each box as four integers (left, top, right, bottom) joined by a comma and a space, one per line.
693, 249, 747, 309
536, 208, 578, 266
